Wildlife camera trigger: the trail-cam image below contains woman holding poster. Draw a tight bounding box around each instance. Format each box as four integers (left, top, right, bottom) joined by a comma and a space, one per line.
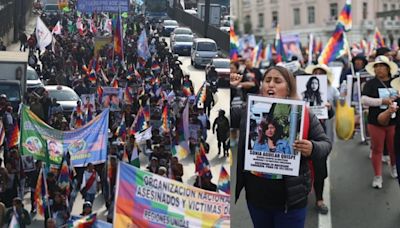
253, 119, 292, 154
361, 55, 399, 189
304, 64, 338, 214
235, 66, 331, 228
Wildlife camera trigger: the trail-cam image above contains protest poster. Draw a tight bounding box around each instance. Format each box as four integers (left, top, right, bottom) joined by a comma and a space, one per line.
282, 34, 303, 61
21, 155, 35, 172
114, 162, 230, 227
94, 36, 112, 56
81, 94, 96, 113
101, 87, 123, 111
20, 105, 109, 167
244, 95, 305, 176
296, 75, 328, 119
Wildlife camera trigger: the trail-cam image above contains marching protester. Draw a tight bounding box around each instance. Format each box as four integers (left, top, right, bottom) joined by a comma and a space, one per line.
361, 56, 399, 188
0, 0, 231, 225
304, 64, 338, 214
235, 66, 332, 227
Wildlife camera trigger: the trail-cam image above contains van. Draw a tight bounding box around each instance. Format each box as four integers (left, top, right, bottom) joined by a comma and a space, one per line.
190, 38, 219, 68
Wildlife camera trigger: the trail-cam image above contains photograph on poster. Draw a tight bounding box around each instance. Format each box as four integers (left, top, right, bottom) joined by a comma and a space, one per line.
81, 94, 96, 112
101, 87, 123, 111
296, 75, 328, 119
244, 95, 305, 176
21, 155, 35, 172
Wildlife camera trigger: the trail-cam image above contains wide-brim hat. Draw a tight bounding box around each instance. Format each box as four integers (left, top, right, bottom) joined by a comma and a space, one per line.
304, 64, 333, 84
352, 54, 368, 66
390, 77, 400, 91
366, 55, 398, 76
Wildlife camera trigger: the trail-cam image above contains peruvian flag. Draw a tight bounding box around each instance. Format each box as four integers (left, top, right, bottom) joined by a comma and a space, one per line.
77, 17, 85, 35
52, 21, 62, 35
88, 19, 97, 34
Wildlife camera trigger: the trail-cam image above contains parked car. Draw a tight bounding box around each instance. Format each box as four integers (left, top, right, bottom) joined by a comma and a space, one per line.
219, 26, 230, 33
184, 9, 197, 16
27, 66, 43, 92
205, 58, 230, 87
44, 85, 80, 117
191, 38, 219, 68
162, 20, 179, 36
170, 27, 194, 46
171, 34, 194, 56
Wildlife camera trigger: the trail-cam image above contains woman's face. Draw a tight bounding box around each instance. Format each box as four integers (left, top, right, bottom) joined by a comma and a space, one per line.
265, 123, 276, 138
261, 69, 289, 99
230, 63, 238, 73
374, 63, 390, 78
310, 78, 319, 91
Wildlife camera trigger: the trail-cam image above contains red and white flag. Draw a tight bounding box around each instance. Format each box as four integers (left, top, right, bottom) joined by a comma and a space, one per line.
52, 21, 62, 35
88, 19, 97, 34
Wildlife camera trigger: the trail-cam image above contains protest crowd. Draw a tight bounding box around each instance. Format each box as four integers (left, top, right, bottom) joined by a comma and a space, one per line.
0, 0, 230, 227
231, 1, 400, 227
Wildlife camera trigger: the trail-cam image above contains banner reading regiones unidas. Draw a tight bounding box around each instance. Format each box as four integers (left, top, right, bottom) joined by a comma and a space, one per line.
114, 162, 230, 228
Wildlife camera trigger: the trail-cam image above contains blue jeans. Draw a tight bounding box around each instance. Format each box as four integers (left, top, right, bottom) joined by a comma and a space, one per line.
247, 203, 307, 228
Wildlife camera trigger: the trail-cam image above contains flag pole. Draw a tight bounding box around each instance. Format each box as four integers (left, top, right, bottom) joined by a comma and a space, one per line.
346, 35, 366, 143
308, 33, 313, 66
42, 164, 52, 218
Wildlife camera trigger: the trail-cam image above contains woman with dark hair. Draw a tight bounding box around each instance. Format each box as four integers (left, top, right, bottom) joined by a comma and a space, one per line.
302, 76, 323, 106
253, 118, 291, 154
236, 66, 331, 227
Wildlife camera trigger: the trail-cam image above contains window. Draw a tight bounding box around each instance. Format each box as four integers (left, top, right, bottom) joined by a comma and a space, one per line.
391, 4, 396, 20
383, 3, 388, 11
258, 13, 264, 28
308, 6, 315, 24
293, 8, 300, 25
362, 2, 367, 20
272, 11, 278, 28
329, 3, 338, 20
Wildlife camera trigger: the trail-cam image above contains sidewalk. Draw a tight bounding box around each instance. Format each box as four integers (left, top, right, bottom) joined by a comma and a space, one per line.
8, 15, 38, 52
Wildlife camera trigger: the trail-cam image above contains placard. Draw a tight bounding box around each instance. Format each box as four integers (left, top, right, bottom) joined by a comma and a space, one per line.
21, 155, 35, 172
296, 75, 328, 119
244, 95, 305, 176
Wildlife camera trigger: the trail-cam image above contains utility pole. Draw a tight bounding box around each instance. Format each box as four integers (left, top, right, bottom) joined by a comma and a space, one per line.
204, 0, 210, 37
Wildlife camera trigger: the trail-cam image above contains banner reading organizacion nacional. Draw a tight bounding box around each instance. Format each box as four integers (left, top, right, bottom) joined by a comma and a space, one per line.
114, 162, 230, 228
20, 105, 109, 167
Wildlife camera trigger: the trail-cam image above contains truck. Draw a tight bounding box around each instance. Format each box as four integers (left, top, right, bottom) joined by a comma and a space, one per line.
197, 3, 221, 26
144, 0, 168, 22
0, 52, 28, 113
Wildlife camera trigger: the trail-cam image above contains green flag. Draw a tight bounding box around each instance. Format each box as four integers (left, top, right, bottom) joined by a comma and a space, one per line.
130, 145, 140, 168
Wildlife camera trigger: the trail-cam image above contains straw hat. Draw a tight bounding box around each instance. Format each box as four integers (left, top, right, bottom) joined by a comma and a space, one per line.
365, 55, 398, 76
304, 64, 333, 84
390, 77, 400, 91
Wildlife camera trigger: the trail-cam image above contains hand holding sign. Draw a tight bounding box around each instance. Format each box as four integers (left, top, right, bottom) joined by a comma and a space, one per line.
293, 139, 313, 157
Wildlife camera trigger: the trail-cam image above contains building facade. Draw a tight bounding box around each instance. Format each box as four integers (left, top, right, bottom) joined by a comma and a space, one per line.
232, 0, 400, 47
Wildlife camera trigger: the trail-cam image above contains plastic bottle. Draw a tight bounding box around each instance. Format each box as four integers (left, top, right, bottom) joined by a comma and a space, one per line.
392, 102, 397, 119
340, 80, 347, 97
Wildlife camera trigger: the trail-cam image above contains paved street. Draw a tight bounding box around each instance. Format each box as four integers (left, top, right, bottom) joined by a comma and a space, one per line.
231, 133, 400, 228
8, 15, 230, 226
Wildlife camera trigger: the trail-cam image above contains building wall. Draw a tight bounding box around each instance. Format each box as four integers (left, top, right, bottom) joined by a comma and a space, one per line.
235, 0, 400, 47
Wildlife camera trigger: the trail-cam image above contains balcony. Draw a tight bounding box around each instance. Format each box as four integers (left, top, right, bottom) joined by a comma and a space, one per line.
383, 20, 400, 30
361, 20, 375, 30
324, 17, 337, 27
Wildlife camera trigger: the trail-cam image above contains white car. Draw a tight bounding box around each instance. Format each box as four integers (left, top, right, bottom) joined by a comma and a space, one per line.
27, 66, 43, 91
219, 26, 230, 33
45, 85, 81, 117
162, 20, 179, 36
184, 9, 197, 16
171, 34, 194, 56
170, 27, 194, 46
